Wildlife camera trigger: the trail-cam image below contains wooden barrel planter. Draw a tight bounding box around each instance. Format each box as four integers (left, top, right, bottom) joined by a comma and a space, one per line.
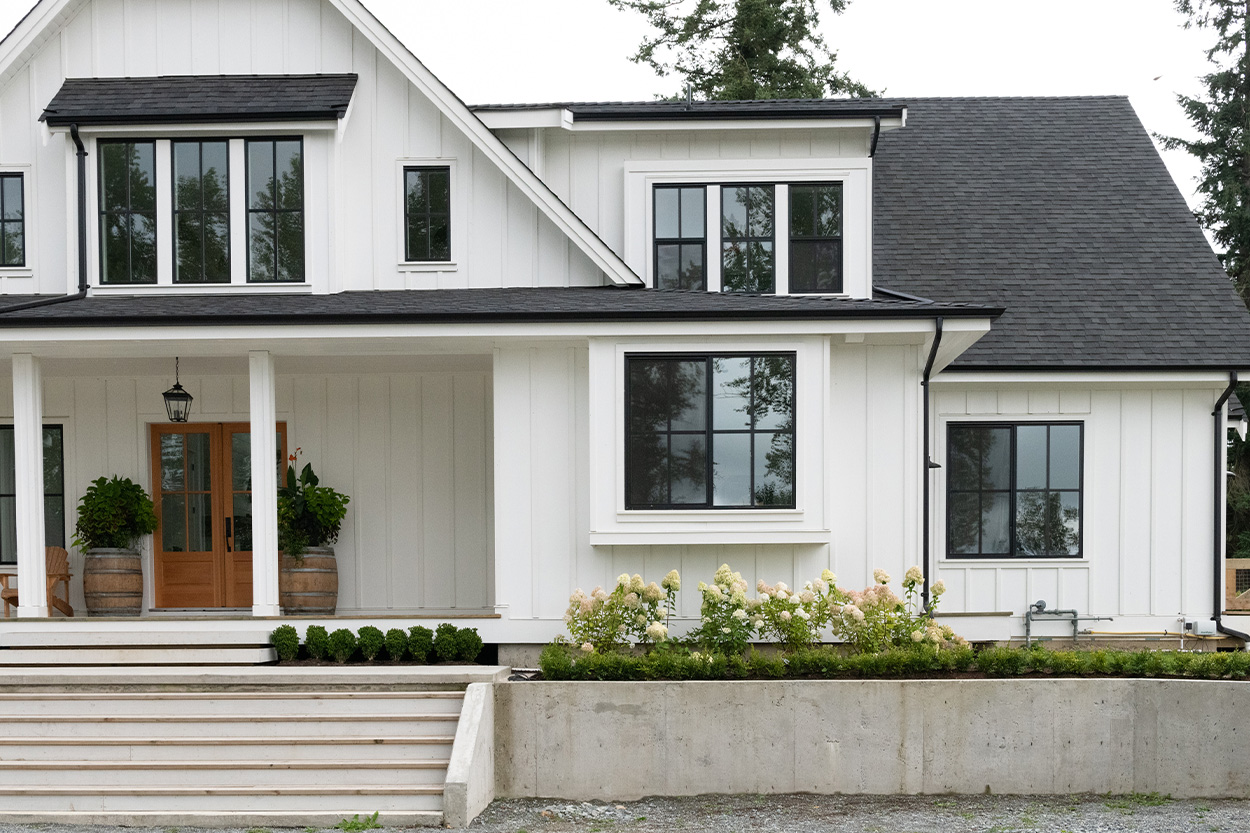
279, 546, 339, 615
82, 548, 143, 616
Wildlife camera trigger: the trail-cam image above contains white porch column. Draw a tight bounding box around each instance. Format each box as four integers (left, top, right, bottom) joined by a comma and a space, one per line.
249, 350, 280, 616
12, 354, 46, 618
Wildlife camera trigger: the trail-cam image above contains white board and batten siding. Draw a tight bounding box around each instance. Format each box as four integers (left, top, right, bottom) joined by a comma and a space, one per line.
932, 384, 1217, 632
0, 362, 493, 615
0, 0, 601, 297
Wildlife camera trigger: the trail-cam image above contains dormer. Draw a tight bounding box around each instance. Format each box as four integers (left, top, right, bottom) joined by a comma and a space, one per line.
476, 99, 907, 299
40, 74, 357, 295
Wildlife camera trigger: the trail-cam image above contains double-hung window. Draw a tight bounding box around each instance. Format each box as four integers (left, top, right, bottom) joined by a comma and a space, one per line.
789, 183, 843, 293
0, 174, 24, 267
0, 426, 64, 565
653, 185, 706, 290
946, 422, 1083, 558
404, 166, 451, 262
626, 354, 796, 509
99, 140, 157, 285
721, 186, 775, 293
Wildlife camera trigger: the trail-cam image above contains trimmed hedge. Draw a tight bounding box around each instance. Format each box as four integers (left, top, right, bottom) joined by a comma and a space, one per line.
271, 623, 484, 664
539, 643, 1250, 681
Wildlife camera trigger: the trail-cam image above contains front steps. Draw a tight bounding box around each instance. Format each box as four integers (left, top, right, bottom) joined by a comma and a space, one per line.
0, 628, 276, 665
0, 667, 508, 826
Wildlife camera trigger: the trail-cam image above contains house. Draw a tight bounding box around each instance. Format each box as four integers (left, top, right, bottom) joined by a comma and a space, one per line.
0, 0, 1246, 657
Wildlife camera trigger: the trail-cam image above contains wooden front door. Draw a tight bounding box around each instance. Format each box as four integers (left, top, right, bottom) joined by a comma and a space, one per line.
151, 422, 286, 609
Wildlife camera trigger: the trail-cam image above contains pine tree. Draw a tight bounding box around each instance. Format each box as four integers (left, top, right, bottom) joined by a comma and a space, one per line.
1160, 0, 1250, 301
607, 0, 874, 100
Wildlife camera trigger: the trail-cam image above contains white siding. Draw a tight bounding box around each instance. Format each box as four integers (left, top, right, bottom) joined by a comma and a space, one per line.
0, 362, 493, 615
932, 384, 1217, 628
0, 0, 600, 296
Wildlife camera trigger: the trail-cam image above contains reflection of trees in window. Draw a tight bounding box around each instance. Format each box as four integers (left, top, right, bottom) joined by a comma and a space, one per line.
173, 141, 230, 283
946, 423, 1082, 558
626, 354, 795, 509
0, 174, 24, 267
654, 185, 706, 290
721, 186, 774, 293
0, 426, 64, 564
405, 167, 451, 261
99, 141, 157, 284
789, 183, 842, 293
246, 139, 303, 282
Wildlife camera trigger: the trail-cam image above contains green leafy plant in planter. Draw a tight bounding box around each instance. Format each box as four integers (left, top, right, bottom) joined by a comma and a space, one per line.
276, 453, 350, 616
73, 476, 158, 617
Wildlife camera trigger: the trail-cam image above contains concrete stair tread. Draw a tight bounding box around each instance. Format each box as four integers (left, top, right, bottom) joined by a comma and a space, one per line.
1, 712, 460, 722
0, 647, 276, 665
0, 735, 455, 745
0, 811, 443, 827
0, 690, 465, 699
0, 631, 273, 648
0, 759, 451, 769
0, 786, 444, 796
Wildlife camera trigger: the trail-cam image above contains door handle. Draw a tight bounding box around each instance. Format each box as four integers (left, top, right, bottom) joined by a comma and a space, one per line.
225, 516, 233, 552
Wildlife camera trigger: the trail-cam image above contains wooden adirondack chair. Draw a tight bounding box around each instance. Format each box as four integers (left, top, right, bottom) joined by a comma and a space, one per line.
0, 546, 73, 618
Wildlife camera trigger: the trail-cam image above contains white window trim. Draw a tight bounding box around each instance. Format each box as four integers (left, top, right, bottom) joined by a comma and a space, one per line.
934, 414, 1089, 563
587, 334, 831, 545
395, 157, 459, 273
624, 157, 872, 299
82, 134, 313, 291
0, 164, 33, 282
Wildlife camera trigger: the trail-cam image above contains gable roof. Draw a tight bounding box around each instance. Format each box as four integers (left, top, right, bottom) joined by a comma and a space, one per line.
41, 74, 359, 126
0, 0, 643, 287
871, 96, 1250, 370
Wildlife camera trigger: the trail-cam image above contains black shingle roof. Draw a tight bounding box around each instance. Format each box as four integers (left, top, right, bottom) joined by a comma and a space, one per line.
41, 75, 358, 126
0, 288, 997, 327
472, 98, 904, 122
871, 96, 1250, 369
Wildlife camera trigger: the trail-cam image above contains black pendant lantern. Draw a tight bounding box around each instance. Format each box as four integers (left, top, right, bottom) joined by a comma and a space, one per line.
162, 357, 193, 423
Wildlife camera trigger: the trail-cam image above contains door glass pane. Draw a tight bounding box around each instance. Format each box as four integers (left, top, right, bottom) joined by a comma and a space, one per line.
233, 493, 252, 552
160, 434, 184, 492
162, 494, 186, 552
187, 433, 211, 492
232, 432, 251, 491
187, 493, 212, 552
712, 431, 750, 506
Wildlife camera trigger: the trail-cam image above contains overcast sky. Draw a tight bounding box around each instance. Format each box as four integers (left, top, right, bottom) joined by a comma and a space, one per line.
0, 0, 1220, 213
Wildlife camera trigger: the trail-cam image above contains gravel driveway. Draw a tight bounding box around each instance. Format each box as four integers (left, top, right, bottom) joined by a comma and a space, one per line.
1, 794, 1247, 833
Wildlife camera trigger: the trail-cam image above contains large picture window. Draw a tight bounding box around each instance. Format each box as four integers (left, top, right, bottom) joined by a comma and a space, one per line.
172, 141, 230, 283
246, 139, 304, 282
0, 426, 64, 565
946, 422, 1083, 558
626, 354, 795, 509
99, 140, 157, 284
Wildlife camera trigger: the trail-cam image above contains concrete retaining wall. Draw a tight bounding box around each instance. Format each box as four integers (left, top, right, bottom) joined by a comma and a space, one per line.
445, 683, 496, 827
495, 680, 1250, 799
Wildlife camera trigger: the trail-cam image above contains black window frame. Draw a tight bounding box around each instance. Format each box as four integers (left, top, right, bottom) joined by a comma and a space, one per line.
624, 352, 797, 510
0, 173, 25, 268
945, 421, 1085, 560
788, 181, 844, 294
403, 165, 452, 262
98, 139, 158, 285
0, 425, 65, 565
245, 137, 304, 283
720, 184, 776, 294
171, 139, 232, 284
652, 184, 707, 290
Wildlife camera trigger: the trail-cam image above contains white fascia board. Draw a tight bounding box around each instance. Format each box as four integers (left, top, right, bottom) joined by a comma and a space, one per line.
328, 0, 642, 287
49, 121, 341, 137
568, 116, 905, 133
926, 321, 993, 375
0, 316, 997, 354
0, 0, 80, 87
934, 370, 1250, 387
476, 109, 574, 130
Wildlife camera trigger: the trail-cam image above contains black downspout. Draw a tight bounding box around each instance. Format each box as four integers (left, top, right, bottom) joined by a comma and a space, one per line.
921, 317, 944, 610
869, 115, 882, 158
0, 124, 89, 313
1213, 372, 1250, 645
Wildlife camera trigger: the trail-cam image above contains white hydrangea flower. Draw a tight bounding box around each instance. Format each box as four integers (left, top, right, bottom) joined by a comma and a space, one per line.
580, 642, 593, 653
933, 580, 947, 596
873, 569, 891, 585
796, 608, 810, 620
905, 565, 924, 584
821, 569, 836, 583
732, 608, 748, 620
616, 573, 631, 589
662, 570, 681, 591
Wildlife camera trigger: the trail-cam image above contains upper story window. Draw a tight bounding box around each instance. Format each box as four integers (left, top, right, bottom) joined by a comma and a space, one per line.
404, 166, 451, 262
721, 186, 775, 293
625, 353, 796, 509
946, 422, 1083, 559
653, 185, 705, 290
789, 183, 843, 293
99, 140, 157, 285
246, 139, 304, 283
0, 174, 25, 268
173, 141, 230, 284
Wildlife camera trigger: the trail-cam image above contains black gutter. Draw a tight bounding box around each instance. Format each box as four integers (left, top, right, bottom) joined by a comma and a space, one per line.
869, 116, 882, 157
1213, 372, 1250, 645
0, 125, 88, 315
44, 110, 351, 127
564, 106, 908, 122
921, 316, 944, 610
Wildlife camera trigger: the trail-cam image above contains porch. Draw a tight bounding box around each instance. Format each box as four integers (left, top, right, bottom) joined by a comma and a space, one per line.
0, 348, 496, 625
